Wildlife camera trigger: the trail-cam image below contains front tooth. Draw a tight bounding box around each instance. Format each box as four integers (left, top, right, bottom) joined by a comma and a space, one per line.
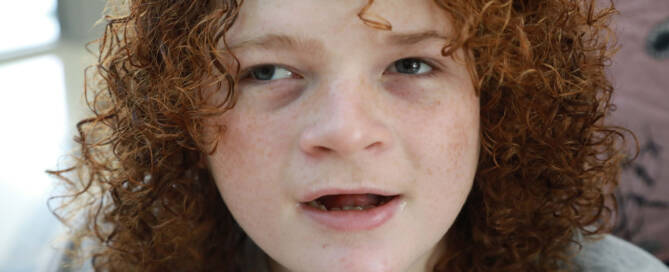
317, 204, 327, 211
352, 206, 363, 210
342, 206, 354, 211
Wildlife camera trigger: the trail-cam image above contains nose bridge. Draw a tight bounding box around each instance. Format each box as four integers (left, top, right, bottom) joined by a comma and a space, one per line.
298, 73, 390, 158
327, 76, 370, 115
322, 77, 373, 139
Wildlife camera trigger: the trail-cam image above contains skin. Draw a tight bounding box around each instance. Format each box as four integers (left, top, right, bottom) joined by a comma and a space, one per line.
206, 0, 480, 271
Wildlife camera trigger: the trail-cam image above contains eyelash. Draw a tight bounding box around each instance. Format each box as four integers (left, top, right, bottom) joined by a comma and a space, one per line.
386, 58, 439, 78
240, 64, 301, 83
240, 57, 439, 83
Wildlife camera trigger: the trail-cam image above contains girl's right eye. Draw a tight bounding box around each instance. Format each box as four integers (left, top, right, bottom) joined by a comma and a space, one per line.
245, 65, 296, 81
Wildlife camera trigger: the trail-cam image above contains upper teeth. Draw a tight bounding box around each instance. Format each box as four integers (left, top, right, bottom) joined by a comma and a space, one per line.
306, 201, 376, 211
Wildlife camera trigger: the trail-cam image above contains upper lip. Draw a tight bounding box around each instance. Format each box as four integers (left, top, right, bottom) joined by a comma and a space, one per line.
299, 187, 401, 203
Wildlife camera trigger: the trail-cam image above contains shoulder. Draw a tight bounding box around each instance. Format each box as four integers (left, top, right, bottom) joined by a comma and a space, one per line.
572, 234, 669, 272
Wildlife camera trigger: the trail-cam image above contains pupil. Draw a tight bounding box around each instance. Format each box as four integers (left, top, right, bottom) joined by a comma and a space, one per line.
395, 59, 420, 74
252, 65, 275, 80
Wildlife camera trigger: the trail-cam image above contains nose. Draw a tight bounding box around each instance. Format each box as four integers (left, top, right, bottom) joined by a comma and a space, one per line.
298, 78, 393, 159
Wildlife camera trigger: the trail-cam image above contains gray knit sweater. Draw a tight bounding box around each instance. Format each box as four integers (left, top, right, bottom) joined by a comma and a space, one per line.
571, 234, 668, 272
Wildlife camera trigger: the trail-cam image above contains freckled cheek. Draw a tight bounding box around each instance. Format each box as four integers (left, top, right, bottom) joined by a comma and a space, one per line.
217, 112, 275, 157
427, 129, 469, 181
418, 127, 476, 219
411, 110, 478, 164
404, 97, 479, 192
208, 111, 294, 194
209, 116, 287, 229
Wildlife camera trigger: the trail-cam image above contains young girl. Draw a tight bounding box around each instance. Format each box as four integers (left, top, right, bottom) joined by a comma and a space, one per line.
51, 0, 669, 271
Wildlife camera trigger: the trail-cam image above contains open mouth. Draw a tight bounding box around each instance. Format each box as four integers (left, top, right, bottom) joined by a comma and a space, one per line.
299, 192, 403, 231
303, 193, 399, 211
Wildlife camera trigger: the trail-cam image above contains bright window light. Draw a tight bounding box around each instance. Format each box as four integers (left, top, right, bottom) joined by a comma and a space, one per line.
0, 0, 60, 57
0, 54, 67, 198
0, 54, 68, 270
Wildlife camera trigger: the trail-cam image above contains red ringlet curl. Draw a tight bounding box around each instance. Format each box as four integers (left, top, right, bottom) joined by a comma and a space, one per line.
49, 0, 630, 271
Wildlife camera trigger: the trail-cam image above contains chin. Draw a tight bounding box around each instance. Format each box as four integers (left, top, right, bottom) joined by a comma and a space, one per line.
273, 245, 418, 272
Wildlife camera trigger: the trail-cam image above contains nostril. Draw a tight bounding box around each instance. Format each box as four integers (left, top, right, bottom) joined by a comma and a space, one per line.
365, 141, 383, 150
315, 146, 331, 153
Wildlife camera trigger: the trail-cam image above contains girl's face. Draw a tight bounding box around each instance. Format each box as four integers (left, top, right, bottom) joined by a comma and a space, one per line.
207, 0, 480, 271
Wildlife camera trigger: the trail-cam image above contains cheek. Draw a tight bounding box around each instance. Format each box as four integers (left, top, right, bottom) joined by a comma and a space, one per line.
418, 120, 477, 192
400, 90, 479, 213
209, 109, 279, 176
206, 111, 288, 227
403, 90, 479, 173
424, 130, 477, 231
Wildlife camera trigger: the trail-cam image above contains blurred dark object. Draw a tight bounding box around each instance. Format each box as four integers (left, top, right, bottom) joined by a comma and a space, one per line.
606, 0, 669, 264
647, 18, 669, 59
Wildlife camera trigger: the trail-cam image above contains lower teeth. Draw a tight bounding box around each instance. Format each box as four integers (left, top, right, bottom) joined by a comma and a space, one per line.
306, 201, 327, 210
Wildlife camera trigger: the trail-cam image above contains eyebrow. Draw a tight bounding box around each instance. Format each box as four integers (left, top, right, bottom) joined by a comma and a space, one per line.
386, 30, 448, 46
228, 34, 323, 52
228, 30, 448, 52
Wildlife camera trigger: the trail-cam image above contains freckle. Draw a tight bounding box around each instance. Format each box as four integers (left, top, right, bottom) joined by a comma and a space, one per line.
322, 243, 329, 249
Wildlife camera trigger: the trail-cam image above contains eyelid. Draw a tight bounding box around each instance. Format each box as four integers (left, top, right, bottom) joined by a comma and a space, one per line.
240, 64, 303, 82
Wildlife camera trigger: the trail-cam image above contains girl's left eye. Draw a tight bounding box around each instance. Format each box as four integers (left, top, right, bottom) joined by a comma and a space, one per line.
388, 58, 433, 75
245, 65, 295, 81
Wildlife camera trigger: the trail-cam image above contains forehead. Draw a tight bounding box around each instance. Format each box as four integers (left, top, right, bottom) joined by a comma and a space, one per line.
226, 0, 453, 45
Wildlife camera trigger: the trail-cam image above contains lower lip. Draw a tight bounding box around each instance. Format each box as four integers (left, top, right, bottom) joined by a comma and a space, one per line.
299, 196, 402, 231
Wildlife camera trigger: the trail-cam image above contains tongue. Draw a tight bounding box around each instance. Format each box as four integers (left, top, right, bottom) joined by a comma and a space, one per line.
319, 194, 382, 209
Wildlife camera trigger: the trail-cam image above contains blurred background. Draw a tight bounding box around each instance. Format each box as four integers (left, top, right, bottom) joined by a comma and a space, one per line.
606, 0, 669, 265
0, 0, 105, 271
0, 0, 666, 271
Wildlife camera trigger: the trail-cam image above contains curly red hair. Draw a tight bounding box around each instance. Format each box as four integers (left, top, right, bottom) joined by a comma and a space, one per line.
50, 0, 628, 271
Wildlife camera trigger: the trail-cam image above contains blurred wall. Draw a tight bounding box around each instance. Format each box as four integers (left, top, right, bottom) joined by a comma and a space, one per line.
57, 0, 106, 42
606, 0, 669, 264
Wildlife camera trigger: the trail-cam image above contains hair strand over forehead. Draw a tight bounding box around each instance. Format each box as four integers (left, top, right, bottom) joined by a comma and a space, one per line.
358, 0, 393, 31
